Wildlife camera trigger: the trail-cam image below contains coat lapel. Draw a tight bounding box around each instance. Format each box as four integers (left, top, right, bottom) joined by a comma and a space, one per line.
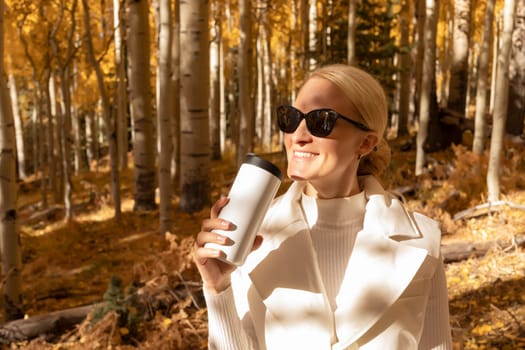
333, 190, 431, 349
245, 182, 335, 348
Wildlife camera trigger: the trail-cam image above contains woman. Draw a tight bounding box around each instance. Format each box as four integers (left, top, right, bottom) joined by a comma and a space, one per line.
194, 64, 453, 349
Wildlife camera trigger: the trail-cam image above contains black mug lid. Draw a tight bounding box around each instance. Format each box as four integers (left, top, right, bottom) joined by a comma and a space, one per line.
244, 153, 282, 179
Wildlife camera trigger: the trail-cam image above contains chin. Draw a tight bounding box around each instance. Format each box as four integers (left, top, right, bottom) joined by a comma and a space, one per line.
287, 170, 308, 181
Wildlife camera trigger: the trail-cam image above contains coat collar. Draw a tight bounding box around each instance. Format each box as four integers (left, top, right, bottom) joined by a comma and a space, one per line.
243, 177, 437, 348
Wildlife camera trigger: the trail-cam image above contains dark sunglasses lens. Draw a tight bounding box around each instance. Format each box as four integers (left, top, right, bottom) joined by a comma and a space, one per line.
277, 106, 302, 133
306, 110, 336, 137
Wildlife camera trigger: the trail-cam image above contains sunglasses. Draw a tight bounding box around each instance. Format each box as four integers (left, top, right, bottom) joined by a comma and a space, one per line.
277, 105, 371, 137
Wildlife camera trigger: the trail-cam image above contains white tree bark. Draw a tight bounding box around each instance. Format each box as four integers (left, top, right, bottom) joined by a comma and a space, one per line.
416, 0, 437, 176
261, 20, 273, 152
210, 3, 222, 160
473, 0, 496, 154
489, 15, 501, 115
170, 0, 180, 187
114, 0, 129, 170
0, 0, 23, 320
156, 0, 173, 233
7, 69, 26, 179
347, 0, 357, 65
179, 0, 211, 212
487, 0, 516, 202
46, 71, 59, 203
127, 0, 157, 211
308, 0, 318, 71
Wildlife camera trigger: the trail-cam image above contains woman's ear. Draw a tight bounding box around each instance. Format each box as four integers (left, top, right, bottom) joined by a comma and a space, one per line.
359, 132, 379, 156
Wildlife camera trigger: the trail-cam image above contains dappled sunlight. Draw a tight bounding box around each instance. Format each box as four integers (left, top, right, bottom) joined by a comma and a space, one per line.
7, 140, 525, 348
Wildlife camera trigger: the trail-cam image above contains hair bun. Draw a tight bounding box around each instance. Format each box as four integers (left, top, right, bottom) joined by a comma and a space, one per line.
357, 138, 391, 177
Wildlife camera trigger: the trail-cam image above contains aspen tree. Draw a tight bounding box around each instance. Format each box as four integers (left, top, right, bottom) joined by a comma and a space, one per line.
488, 0, 516, 202
179, 0, 211, 212
0, 0, 23, 320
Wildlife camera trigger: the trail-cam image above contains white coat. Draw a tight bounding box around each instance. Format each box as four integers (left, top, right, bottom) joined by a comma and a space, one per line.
226, 176, 451, 349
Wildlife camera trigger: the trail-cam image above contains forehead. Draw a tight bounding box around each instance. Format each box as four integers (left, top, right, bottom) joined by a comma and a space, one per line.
294, 77, 349, 114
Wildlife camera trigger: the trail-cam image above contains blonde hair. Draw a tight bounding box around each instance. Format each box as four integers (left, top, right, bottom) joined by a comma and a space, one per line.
306, 64, 391, 176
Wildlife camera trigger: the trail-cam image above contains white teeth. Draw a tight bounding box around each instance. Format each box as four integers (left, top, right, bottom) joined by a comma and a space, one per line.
294, 151, 316, 158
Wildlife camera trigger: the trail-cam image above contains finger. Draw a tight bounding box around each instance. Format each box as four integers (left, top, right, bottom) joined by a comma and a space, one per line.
211, 197, 230, 218
252, 235, 263, 251
195, 230, 228, 248
194, 245, 225, 264
201, 217, 233, 233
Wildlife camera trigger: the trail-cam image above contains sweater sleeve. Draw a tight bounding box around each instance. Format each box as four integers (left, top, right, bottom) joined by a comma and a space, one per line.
418, 258, 453, 350
204, 286, 257, 350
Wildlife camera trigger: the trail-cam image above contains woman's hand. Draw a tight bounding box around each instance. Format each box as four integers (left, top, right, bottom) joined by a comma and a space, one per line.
194, 197, 263, 295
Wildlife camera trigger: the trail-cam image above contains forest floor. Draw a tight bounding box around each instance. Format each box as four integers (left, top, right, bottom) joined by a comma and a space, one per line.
2, 136, 525, 350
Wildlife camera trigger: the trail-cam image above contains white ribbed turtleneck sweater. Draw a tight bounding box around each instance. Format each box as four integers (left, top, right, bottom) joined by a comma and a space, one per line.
300, 191, 366, 311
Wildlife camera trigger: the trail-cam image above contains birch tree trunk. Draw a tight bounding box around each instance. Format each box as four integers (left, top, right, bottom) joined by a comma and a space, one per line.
490, 15, 501, 115
82, 0, 122, 219
488, 0, 516, 202
17, 17, 49, 207
447, 0, 472, 115
7, 69, 26, 179
46, 73, 59, 203
505, 0, 525, 135
210, 3, 221, 160
36, 88, 48, 208
414, 0, 426, 119
71, 62, 82, 174
179, 0, 210, 212
256, 34, 264, 148
85, 109, 96, 165
58, 72, 73, 220
301, 0, 309, 74
416, 0, 438, 176
261, 19, 273, 152
237, 0, 254, 165
308, 0, 318, 71
347, 0, 357, 65
0, 0, 23, 320
473, 0, 496, 154
397, 0, 412, 136
49, 0, 78, 221
156, 0, 173, 233
114, 0, 129, 170
127, 0, 157, 211
171, 0, 180, 187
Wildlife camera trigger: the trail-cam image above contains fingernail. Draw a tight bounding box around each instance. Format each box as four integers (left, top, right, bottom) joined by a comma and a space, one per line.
221, 220, 230, 228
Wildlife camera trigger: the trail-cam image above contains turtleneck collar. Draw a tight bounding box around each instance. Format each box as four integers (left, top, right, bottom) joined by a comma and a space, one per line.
300, 190, 367, 229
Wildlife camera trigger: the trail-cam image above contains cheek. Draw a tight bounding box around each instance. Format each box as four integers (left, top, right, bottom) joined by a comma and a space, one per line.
284, 134, 293, 153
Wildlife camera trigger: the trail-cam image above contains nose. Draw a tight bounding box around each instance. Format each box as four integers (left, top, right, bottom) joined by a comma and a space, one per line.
291, 119, 313, 143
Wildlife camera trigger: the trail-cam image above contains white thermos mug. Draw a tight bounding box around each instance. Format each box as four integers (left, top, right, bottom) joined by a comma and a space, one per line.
207, 153, 282, 266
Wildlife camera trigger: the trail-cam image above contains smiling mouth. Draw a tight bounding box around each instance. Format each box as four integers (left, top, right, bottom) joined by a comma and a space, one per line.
294, 151, 317, 158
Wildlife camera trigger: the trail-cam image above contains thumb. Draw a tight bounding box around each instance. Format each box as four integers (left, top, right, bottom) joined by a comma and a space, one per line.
252, 235, 263, 251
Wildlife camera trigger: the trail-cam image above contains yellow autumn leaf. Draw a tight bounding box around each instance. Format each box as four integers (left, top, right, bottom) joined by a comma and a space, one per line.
472, 324, 492, 335
163, 317, 172, 328
119, 327, 130, 336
